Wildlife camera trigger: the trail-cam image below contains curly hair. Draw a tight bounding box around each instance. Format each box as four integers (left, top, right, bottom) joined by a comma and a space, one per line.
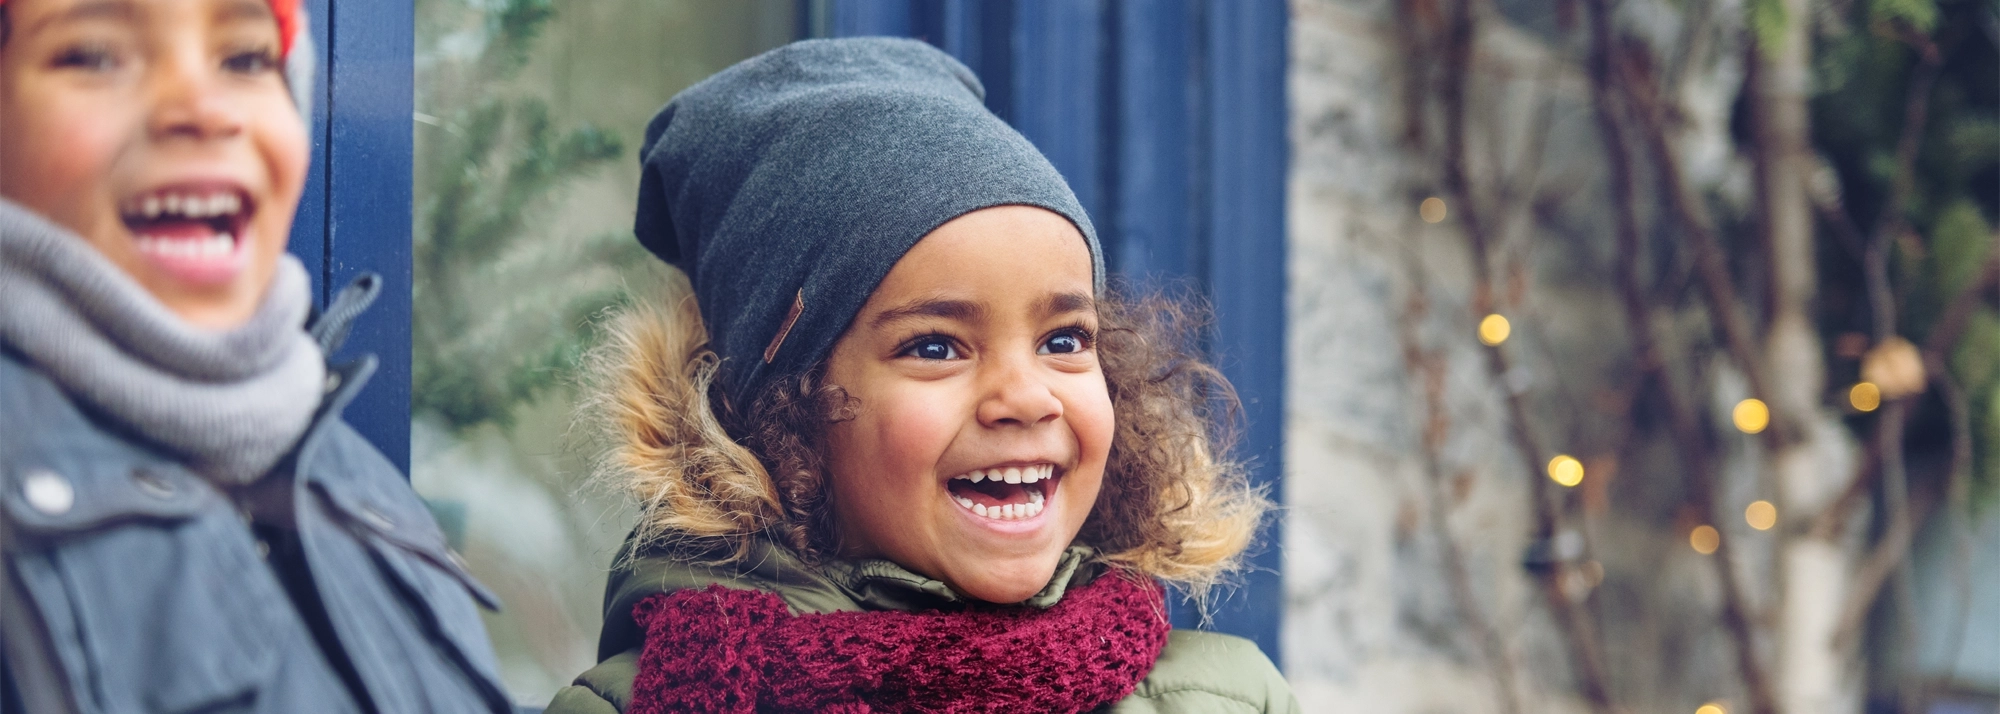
581, 267, 1269, 599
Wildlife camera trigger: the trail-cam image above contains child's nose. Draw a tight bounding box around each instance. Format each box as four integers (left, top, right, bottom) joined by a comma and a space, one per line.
147, 55, 245, 142
975, 359, 1064, 428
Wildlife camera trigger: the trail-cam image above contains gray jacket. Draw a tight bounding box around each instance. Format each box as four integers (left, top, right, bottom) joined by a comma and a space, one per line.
1, 336, 511, 713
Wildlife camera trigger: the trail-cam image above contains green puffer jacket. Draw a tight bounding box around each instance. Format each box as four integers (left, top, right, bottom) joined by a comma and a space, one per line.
545, 538, 1298, 713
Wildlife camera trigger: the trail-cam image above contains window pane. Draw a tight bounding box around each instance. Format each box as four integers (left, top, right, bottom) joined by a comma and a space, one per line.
410, 1, 793, 704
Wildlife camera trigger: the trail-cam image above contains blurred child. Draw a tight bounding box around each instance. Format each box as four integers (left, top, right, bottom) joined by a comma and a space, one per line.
0, 1, 510, 711
548, 38, 1298, 713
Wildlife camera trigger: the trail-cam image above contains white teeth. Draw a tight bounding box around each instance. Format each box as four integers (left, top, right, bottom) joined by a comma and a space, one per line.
136, 233, 233, 260
1003, 468, 1022, 484
956, 495, 1046, 521
128, 192, 243, 221
968, 472, 986, 484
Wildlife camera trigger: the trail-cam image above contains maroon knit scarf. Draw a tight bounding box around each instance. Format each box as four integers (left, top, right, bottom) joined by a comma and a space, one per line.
626, 572, 1171, 713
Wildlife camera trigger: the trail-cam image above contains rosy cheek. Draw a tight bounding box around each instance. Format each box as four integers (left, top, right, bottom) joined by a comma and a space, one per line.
254, 101, 310, 240
1066, 381, 1115, 465
873, 389, 958, 478
2, 100, 124, 223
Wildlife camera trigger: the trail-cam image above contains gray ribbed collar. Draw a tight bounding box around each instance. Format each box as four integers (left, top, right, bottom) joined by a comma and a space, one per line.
0, 199, 326, 484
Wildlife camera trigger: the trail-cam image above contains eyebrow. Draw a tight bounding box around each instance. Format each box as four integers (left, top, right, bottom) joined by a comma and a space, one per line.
1038, 291, 1096, 319
26, 0, 136, 36
215, 0, 275, 24
867, 290, 1096, 331
870, 298, 985, 330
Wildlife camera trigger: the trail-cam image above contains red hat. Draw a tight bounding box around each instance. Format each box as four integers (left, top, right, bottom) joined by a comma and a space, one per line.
0, 0, 304, 59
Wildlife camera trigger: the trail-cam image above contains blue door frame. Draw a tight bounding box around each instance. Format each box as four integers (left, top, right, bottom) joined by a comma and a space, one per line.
287, 0, 416, 474
805, 0, 1290, 662
295, 0, 1287, 665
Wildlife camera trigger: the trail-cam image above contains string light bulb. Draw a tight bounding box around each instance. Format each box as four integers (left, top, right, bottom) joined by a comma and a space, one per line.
1420, 197, 1448, 223
1478, 314, 1511, 346
1690, 525, 1721, 554
1850, 382, 1881, 412
1732, 398, 1769, 434
1745, 500, 1777, 531
1548, 454, 1585, 487
1697, 703, 1728, 714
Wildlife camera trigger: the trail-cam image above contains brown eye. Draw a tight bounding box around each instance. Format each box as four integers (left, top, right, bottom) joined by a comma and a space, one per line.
52, 45, 119, 72
1039, 329, 1092, 355
902, 336, 960, 361
223, 48, 277, 75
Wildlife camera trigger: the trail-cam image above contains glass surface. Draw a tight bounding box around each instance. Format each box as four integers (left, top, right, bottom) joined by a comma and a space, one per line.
410, 1, 793, 704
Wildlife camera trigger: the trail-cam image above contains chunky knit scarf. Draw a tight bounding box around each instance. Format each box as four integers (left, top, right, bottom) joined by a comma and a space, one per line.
628, 572, 1171, 713
0, 200, 326, 484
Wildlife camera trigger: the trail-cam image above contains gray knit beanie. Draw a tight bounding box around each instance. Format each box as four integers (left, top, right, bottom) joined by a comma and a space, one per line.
634, 37, 1103, 412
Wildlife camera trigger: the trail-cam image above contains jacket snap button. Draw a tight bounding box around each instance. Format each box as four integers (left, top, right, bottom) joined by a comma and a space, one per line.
22, 471, 75, 516
361, 506, 394, 531
132, 470, 176, 499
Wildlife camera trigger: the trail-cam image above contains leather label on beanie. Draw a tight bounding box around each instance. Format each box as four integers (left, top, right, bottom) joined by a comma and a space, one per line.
763, 290, 804, 364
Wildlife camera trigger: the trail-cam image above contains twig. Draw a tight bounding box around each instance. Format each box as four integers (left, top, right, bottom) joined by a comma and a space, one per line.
1396, 256, 1526, 714
1830, 463, 1940, 650
1613, 41, 1790, 447
1438, 1, 1617, 710
1580, 1, 1778, 712
1848, 36, 1943, 710
1923, 254, 2000, 358
1806, 253, 1996, 541
1912, 360, 1979, 714
1824, 256, 1997, 655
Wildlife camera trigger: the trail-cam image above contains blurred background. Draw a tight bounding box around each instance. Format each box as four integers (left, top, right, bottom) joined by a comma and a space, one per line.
393, 0, 1999, 711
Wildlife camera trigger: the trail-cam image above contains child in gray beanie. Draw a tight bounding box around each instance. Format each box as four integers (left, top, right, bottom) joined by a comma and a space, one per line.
554, 38, 1296, 713
0, 2, 508, 711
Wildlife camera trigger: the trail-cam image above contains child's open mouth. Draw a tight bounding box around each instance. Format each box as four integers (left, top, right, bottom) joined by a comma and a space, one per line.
946, 464, 1057, 521
118, 185, 254, 284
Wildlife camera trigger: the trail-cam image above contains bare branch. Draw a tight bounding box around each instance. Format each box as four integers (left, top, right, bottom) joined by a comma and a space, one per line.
1581, 1, 1779, 712
1614, 41, 1792, 447
1438, 0, 1617, 709
1396, 255, 1526, 714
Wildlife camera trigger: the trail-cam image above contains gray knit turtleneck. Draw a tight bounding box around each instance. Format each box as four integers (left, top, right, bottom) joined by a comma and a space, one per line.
0, 199, 326, 484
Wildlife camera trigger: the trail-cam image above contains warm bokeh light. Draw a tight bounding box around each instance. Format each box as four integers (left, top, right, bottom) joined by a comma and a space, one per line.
1861, 336, 1927, 398
1478, 313, 1511, 346
1732, 398, 1769, 434
1548, 454, 1585, 487
1850, 381, 1881, 412
1697, 703, 1728, 714
1690, 525, 1721, 554
1420, 196, 1448, 223
1745, 500, 1777, 531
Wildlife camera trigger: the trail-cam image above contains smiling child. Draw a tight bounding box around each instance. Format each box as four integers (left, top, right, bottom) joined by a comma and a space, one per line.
549, 38, 1297, 713
0, 1, 509, 711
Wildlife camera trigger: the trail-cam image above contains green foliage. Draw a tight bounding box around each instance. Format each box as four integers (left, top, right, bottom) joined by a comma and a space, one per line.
1747, 0, 1791, 55
1811, 0, 2000, 507
1868, 0, 1939, 32
412, 0, 632, 432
